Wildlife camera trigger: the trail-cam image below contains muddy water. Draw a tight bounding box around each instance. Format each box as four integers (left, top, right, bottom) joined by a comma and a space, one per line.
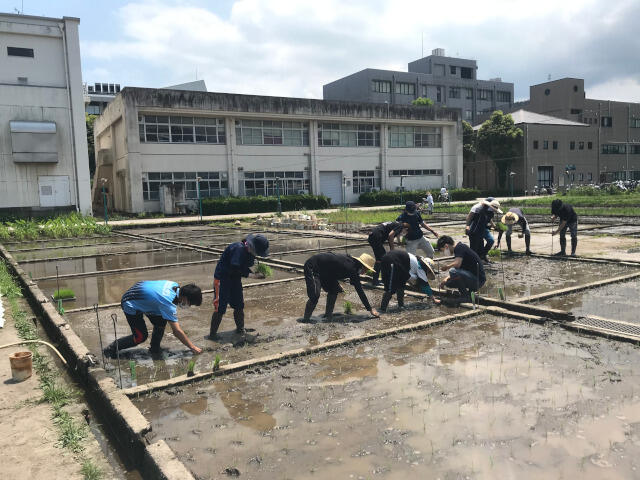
25, 249, 217, 278
66, 280, 461, 385
12, 241, 159, 262
5, 235, 126, 251
134, 314, 640, 480
539, 279, 640, 323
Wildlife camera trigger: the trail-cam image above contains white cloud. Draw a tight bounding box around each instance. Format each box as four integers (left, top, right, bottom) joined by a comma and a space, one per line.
587, 77, 640, 102
81, 0, 640, 101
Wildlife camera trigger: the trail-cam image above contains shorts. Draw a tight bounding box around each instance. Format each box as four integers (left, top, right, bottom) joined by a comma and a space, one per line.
213, 276, 244, 315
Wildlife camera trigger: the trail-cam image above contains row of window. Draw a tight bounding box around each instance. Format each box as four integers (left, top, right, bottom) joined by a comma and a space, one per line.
240, 171, 310, 197
371, 81, 510, 103
138, 115, 225, 144
235, 120, 309, 146
318, 124, 380, 147
352, 170, 380, 194
602, 144, 640, 154
142, 171, 229, 201
389, 169, 443, 176
533, 140, 594, 150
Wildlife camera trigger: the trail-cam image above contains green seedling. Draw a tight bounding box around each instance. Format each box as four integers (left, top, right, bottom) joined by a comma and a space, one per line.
187, 359, 196, 377
343, 300, 353, 315
255, 263, 272, 278
129, 361, 137, 387
213, 354, 221, 371
498, 287, 505, 300
57, 299, 64, 315
470, 292, 476, 309
496, 222, 508, 232
488, 248, 501, 257
53, 288, 75, 301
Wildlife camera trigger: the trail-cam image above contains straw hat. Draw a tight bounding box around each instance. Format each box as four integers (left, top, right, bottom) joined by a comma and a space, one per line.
417, 256, 436, 280
501, 211, 519, 225
355, 253, 376, 272
489, 199, 503, 214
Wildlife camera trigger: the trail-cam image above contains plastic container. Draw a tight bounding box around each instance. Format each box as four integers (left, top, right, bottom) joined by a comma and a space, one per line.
9, 351, 33, 381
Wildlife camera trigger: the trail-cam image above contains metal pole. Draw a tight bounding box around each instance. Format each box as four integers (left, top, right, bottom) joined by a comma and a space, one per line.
276, 177, 282, 215
196, 176, 203, 221
102, 184, 108, 225
94, 304, 105, 367
111, 313, 123, 388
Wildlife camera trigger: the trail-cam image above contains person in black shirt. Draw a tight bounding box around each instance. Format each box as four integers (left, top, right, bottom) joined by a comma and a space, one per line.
302, 252, 380, 321
435, 235, 486, 299
396, 201, 439, 258
379, 249, 439, 311
367, 221, 408, 285
551, 199, 578, 256
497, 208, 532, 255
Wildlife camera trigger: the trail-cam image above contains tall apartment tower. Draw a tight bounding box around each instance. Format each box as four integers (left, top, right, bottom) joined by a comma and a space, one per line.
323, 49, 514, 125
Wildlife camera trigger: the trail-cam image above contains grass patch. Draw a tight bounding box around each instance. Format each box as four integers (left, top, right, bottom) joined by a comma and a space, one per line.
0, 213, 111, 241
255, 263, 273, 278
53, 288, 76, 301
0, 260, 102, 479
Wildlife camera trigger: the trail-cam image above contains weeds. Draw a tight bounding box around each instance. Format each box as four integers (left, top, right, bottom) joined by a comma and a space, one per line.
81, 459, 103, 480
0, 213, 111, 241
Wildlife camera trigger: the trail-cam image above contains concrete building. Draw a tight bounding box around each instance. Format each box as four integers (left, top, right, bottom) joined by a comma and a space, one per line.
526, 78, 640, 182
0, 12, 91, 215
466, 110, 593, 193
323, 48, 514, 125
92, 87, 462, 214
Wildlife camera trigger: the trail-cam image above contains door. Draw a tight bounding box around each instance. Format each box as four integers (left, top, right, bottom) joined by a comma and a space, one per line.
38, 176, 71, 207
537, 166, 553, 188
319, 171, 343, 205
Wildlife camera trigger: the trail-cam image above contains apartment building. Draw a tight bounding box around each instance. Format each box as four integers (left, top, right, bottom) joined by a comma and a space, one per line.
92, 87, 462, 213
323, 48, 514, 125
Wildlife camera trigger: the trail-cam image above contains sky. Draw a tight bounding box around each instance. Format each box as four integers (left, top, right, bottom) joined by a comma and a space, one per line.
3, 0, 640, 103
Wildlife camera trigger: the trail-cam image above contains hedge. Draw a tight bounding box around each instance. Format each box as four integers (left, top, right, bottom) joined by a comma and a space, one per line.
201, 194, 330, 215
358, 188, 482, 206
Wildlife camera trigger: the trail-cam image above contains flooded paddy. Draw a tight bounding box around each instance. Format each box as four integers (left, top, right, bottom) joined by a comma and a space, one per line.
133, 313, 640, 480
11, 240, 161, 262
538, 279, 640, 323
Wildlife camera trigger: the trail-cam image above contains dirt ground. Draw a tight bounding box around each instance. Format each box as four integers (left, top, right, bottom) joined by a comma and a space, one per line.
0, 297, 123, 479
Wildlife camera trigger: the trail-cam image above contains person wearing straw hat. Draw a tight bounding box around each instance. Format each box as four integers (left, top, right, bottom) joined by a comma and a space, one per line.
551, 199, 578, 256
396, 201, 439, 258
497, 208, 532, 255
207, 233, 270, 340
466, 198, 502, 262
379, 250, 440, 311
367, 221, 409, 285
302, 252, 380, 321
435, 235, 486, 301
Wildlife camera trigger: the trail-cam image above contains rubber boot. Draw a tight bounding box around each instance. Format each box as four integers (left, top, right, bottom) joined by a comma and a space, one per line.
397, 289, 405, 309
208, 311, 223, 340
303, 299, 317, 321
234, 309, 245, 334
555, 236, 567, 256
570, 237, 577, 257
323, 293, 338, 320
380, 291, 393, 312
149, 324, 166, 353
103, 334, 137, 358
506, 235, 512, 254
525, 234, 532, 255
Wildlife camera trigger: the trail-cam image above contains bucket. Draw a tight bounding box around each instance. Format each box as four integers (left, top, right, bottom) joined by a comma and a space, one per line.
9, 351, 33, 381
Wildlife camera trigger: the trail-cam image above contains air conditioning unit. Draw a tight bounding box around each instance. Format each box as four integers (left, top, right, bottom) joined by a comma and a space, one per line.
297, 189, 309, 195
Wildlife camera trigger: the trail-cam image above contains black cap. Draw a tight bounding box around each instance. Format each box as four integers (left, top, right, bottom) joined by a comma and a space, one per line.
405, 201, 417, 213
246, 233, 269, 257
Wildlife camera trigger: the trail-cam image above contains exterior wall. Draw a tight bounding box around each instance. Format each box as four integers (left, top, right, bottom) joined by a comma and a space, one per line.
0, 14, 91, 214
93, 88, 462, 213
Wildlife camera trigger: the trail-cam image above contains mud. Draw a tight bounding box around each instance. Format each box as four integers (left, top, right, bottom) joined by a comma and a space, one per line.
133, 314, 640, 480
67, 280, 460, 386
539, 279, 640, 323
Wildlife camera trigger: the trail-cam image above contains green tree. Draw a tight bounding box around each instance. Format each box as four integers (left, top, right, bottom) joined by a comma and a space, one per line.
477, 110, 523, 188
85, 113, 97, 179
411, 97, 434, 106
462, 120, 475, 162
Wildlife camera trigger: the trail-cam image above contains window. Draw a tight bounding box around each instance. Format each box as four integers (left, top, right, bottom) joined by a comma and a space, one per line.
544, 88, 550, 96
389, 126, 442, 148
448, 87, 460, 99
389, 169, 442, 176
352, 170, 380, 194
236, 120, 308, 146
632, 118, 640, 128
142, 171, 228, 201
461, 67, 473, 79
570, 141, 575, 150
86, 105, 101, 115
372, 80, 391, 93
318, 123, 380, 147
630, 145, 640, 154
602, 144, 626, 154
464, 110, 472, 121
570, 109, 582, 115
533, 140, 538, 149
496, 91, 511, 102
421, 85, 428, 97
538, 166, 553, 188
465, 88, 473, 99
139, 115, 225, 144
588, 142, 593, 150
478, 89, 493, 101
601, 116, 612, 127
7, 46, 34, 57
240, 171, 309, 197
543, 140, 549, 150
450, 66, 457, 75
552, 140, 558, 150
588, 172, 593, 181
579, 141, 584, 150
579, 173, 584, 181
395, 82, 415, 95
436, 86, 442, 103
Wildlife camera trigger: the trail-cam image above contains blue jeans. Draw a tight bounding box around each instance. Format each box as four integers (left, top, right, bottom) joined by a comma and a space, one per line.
482, 228, 494, 257
445, 268, 485, 295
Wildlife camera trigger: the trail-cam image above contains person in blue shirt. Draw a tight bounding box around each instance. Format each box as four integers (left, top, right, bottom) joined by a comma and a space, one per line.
396, 201, 439, 258
103, 281, 203, 356
208, 233, 270, 340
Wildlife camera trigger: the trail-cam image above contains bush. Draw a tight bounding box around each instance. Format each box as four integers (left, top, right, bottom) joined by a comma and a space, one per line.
201, 194, 330, 215
358, 188, 481, 206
